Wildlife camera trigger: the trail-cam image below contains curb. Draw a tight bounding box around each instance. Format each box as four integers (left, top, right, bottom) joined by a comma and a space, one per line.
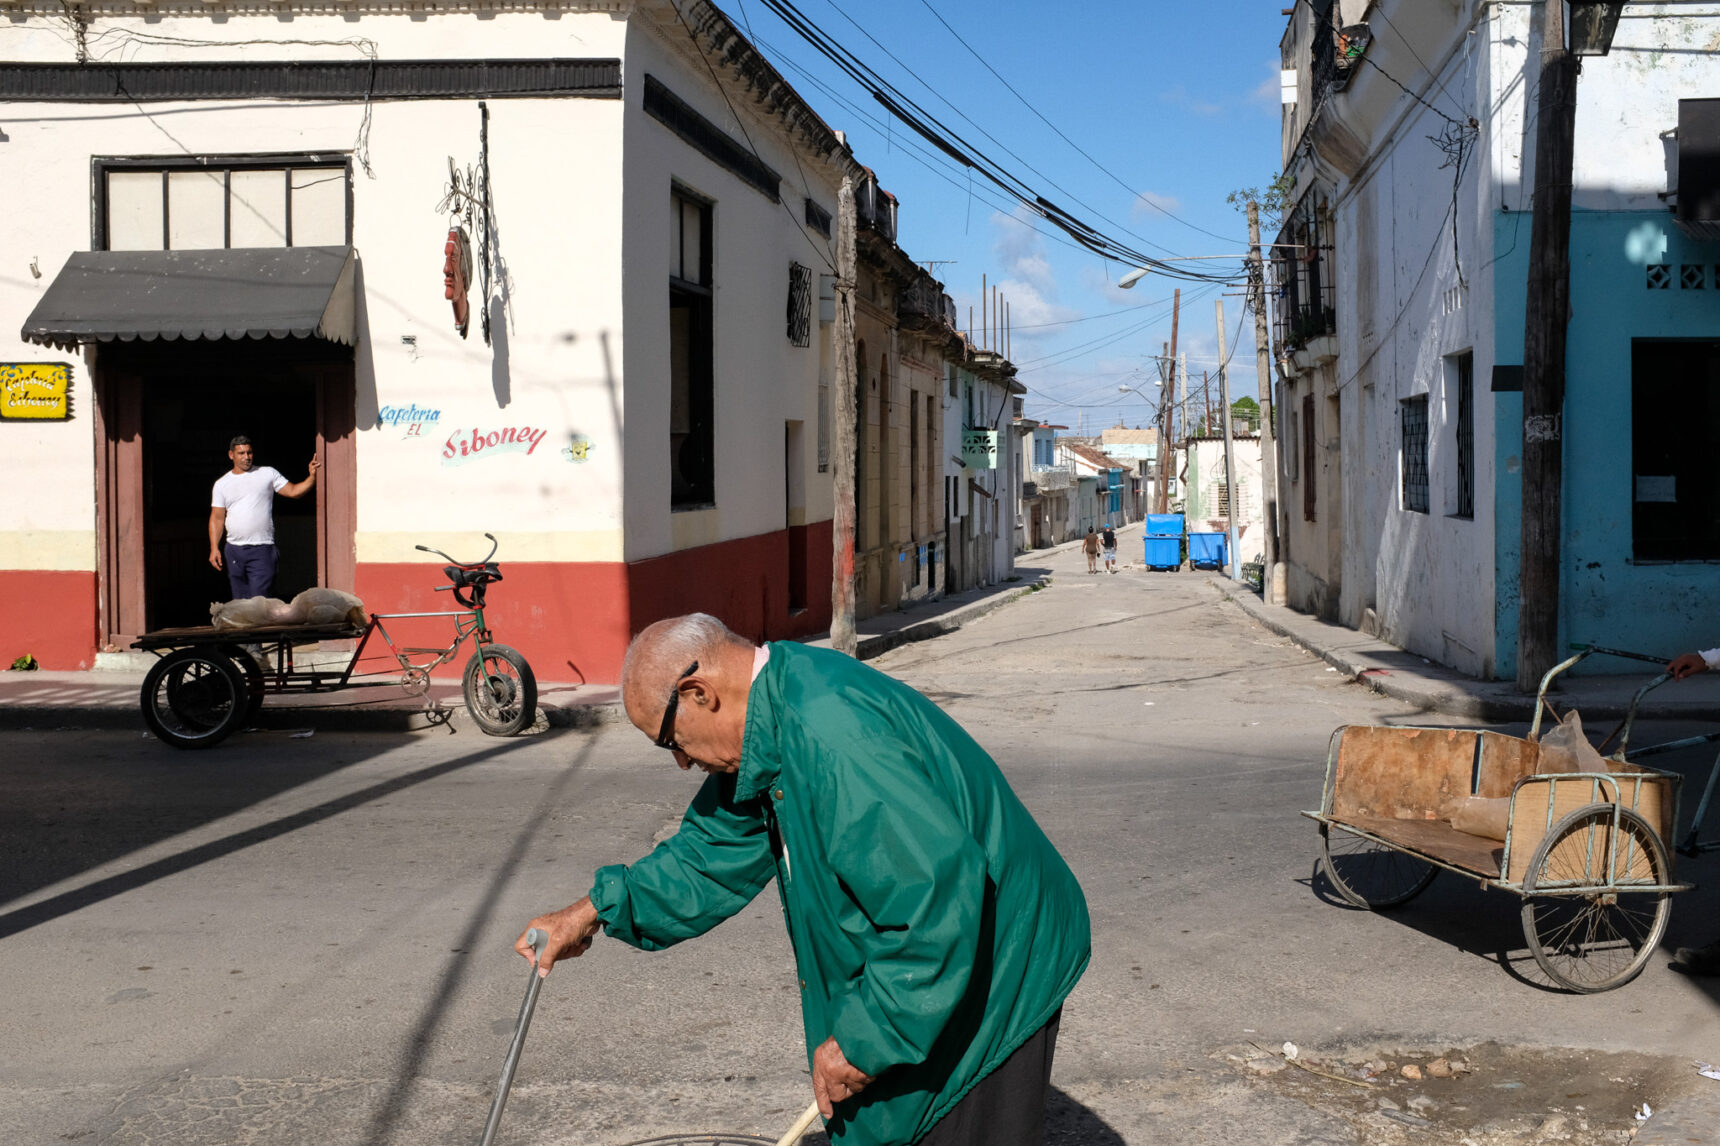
854, 578, 1050, 660
0, 581, 1048, 734
1210, 579, 1720, 723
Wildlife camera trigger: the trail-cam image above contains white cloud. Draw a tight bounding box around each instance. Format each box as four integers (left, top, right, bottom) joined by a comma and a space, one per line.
1131, 190, 1183, 221
1252, 59, 1286, 110
1160, 84, 1223, 117
991, 208, 1056, 294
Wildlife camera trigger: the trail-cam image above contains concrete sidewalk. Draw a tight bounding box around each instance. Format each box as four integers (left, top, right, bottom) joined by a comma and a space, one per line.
0, 567, 1054, 734
1211, 574, 1720, 723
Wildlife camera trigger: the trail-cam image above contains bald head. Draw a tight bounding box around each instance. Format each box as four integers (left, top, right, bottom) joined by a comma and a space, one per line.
621, 613, 756, 728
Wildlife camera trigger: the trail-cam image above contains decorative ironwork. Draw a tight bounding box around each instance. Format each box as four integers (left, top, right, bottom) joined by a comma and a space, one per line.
1647, 264, 1672, 290
1684, 264, 1707, 290
787, 261, 813, 347
1401, 395, 1430, 514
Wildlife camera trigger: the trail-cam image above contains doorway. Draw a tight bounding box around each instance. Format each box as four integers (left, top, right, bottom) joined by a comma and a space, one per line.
96, 340, 356, 643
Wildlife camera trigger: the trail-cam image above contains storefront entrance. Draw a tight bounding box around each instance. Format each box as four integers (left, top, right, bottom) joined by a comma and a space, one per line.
95, 340, 356, 645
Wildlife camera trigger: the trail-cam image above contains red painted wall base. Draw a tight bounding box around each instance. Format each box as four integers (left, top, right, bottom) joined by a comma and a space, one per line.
0, 570, 98, 669
1, 524, 833, 683
356, 521, 834, 686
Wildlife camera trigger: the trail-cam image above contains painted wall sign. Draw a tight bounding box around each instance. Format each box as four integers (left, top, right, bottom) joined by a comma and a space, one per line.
1, 363, 72, 421
561, 434, 595, 463
961, 429, 998, 470
378, 403, 442, 438
443, 425, 548, 464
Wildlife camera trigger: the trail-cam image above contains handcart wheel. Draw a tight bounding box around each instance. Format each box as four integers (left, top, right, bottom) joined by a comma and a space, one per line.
215, 643, 267, 722
1320, 822, 1437, 909
462, 644, 538, 736
141, 649, 249, 749
1520, 804, 1672, 993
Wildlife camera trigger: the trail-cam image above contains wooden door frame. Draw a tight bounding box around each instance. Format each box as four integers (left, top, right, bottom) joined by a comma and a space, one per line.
94, 346, 358, 647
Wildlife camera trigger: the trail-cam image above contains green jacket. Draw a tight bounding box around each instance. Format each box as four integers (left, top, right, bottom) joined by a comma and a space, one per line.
590, 643, 1090, 1146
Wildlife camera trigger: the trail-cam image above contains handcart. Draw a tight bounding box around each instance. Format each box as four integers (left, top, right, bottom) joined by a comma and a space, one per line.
132, 534, 537, 749
1302, 649, 1692, 993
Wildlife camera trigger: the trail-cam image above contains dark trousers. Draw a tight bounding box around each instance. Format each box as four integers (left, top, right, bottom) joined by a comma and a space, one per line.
914, 1010, 1061, 1146
225, 543, 278, 600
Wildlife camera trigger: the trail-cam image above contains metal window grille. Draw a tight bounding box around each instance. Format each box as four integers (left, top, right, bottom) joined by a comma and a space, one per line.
1647, 264, 1672, 290
1217, 483, 1231, 517
1455, 353, 1475, 518
1401, 395, 1430, 513
787, 262, 812, 347
1684, 264, 1707, 290
816, 375, 830, 473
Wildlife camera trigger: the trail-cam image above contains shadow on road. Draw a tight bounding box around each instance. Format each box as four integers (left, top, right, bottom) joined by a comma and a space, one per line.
0, 726, 581, 940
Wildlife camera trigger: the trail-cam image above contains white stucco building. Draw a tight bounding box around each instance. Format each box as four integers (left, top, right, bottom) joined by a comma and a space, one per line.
0, 0, 854, 680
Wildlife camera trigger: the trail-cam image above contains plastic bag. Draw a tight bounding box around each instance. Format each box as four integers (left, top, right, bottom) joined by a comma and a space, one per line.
1536, 708, 1611, 774
210, 596, 296, 629
288, 588, 366, 626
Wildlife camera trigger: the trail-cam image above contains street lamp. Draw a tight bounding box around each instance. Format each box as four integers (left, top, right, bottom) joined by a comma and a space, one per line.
1570, 1, 1626, 56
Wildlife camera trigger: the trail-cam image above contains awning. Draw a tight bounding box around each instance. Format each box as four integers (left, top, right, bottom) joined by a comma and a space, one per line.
21, 246, 358, 351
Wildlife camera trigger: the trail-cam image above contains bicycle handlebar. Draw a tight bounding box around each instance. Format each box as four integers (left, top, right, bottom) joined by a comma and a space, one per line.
414, 532, 500, 567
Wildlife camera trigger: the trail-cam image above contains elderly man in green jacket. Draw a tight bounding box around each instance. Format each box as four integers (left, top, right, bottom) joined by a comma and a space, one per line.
518, 613, 1090, 1146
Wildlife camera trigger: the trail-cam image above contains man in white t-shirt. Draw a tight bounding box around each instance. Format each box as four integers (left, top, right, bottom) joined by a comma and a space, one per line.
208, 435, 319, 600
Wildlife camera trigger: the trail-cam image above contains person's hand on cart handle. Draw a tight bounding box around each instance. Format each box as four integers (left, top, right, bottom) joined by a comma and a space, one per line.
811, 1036, 873, 1118
1669, 652, 1711, 681
516, 896, 603, 977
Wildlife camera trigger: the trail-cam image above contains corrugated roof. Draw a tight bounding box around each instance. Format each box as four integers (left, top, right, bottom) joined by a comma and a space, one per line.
22, 247, 358, 351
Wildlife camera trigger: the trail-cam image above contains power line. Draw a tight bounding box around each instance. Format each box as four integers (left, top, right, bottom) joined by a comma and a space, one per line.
749, 0, 1238, 283
911, 0, 1245, 247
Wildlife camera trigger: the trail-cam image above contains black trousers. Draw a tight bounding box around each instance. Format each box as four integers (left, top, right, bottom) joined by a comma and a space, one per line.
914, 1009, 1061, 1146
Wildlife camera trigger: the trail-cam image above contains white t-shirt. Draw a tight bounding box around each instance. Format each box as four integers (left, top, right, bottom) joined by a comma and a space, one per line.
212, 466, 288, 546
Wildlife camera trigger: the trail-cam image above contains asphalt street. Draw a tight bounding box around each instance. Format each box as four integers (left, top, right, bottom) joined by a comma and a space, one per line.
4, 536, 1719, 1145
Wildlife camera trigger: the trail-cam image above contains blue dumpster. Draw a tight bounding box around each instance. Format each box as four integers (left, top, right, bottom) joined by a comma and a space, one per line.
1143, 536, 1181, 571
1144, 513, 1185, 538
1188, 532, 1228, 570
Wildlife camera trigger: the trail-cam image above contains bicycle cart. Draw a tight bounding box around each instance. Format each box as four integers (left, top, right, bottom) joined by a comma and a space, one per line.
1302, 649, 1692, 993
133, 534, 537, 749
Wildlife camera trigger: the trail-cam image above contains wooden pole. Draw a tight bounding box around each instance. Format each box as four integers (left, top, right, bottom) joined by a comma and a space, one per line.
830, 179, 859, 656
1167, 288, 1181, 443
1517, 0, 1577, 691
1247, 201, 1283, 603
1215, 297, 1240, 580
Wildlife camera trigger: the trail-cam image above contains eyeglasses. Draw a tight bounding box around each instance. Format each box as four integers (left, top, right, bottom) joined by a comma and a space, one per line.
653, 661, 699, 751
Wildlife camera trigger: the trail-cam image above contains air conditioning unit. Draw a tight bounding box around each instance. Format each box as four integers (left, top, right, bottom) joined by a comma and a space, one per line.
1676, 99, 1720, 240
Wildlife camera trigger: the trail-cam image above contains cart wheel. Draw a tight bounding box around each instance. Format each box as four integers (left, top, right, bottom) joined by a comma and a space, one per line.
1520, 805, 1672, 993
215, 643, 267, 722
141, 649, 248, 749
1321, 822, 1438, 909
462, 644, 538, 736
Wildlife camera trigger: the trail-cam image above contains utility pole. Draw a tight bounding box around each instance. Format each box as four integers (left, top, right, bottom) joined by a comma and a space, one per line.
830, 178, 858, 656
1159, 290, 1181, 515
1517, 0, 1577, 692
1247, 200, 1283, 605
1215, 299, 1240, 581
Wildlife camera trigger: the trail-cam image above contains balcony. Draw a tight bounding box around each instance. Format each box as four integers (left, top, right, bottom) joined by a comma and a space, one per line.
1271, 194, 1336, 357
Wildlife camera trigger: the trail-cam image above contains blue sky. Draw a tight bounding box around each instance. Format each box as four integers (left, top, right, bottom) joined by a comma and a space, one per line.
716, 0, 1290, 432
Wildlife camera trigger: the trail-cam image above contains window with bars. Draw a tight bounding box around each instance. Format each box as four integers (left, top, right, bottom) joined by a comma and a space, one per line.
787, 261, 812, 347
1401, 395, 1430, 513
1217, 483, 1230, 517
816, 373, 830, 473
1452, 352, 1474, 519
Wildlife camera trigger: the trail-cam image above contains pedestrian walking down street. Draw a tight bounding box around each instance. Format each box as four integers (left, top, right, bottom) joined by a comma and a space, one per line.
1101, 524, 1118, 573
518, 614, 1091, 1146
208, 435, 319, 600
1082, 528, 1100, 574
1664, 645, 1720, 976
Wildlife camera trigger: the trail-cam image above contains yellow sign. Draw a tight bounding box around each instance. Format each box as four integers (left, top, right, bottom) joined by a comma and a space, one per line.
0, 363, 72, 421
